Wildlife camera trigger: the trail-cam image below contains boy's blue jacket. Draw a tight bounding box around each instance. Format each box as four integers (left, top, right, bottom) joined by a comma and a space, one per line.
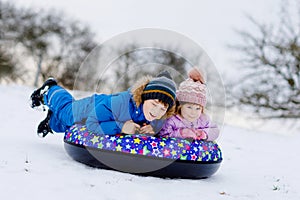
45, 86, 164, 135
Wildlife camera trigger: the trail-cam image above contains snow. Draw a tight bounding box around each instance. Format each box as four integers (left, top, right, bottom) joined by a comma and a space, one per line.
0, 84, 300, 200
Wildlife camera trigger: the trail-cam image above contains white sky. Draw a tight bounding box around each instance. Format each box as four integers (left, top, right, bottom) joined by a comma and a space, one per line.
8, 0, 282, 76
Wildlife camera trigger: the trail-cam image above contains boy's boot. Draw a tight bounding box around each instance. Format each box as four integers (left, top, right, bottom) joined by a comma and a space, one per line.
30, 78, 57, 108
37, 110, 53, 137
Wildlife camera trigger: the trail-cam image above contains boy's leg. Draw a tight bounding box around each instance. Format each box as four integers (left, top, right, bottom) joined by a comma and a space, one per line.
47, 96, 94, 133
43, 85, 75, 131
32, 80, 93, 137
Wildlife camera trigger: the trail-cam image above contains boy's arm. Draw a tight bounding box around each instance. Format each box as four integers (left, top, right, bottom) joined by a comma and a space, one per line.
85, 101, 124, 135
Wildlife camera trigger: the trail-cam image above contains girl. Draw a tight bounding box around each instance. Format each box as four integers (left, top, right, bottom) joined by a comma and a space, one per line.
30, 71, 176, 137
159, 68, 219, 141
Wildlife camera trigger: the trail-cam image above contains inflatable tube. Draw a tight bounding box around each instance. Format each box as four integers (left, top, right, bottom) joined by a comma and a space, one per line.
64, 124, 222, 179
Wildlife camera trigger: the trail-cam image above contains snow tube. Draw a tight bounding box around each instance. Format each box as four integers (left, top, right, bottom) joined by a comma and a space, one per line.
64, 124, 222, 179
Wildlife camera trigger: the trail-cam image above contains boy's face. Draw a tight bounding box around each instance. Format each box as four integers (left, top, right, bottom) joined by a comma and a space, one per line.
143, 99, 168, 121
181, 103, 202, 122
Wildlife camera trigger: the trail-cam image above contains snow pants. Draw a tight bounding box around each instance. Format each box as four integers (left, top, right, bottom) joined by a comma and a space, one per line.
43, 85, 94, 133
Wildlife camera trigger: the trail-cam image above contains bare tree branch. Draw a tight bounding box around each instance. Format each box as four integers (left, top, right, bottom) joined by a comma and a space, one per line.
227, 0, 300, 118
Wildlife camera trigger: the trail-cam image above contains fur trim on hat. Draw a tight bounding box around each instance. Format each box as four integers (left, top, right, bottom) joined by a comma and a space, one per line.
131, 75, 175, 118
131, 75, 152, 108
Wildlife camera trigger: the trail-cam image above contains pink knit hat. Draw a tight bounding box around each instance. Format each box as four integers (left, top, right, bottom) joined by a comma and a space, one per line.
176, 68, 207, 106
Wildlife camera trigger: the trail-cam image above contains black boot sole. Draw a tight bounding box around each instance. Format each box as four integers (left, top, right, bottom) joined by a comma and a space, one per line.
37, 110, 53, 137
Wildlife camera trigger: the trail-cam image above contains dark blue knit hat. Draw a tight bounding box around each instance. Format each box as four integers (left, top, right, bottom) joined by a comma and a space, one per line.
142, 71, 176, 109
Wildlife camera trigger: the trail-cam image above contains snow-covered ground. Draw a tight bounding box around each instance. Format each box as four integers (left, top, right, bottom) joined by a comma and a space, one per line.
0, 84, 299, 200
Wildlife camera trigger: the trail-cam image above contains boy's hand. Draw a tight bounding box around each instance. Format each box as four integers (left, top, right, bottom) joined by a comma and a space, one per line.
139, 124, 155, 135
121, 120, 140, 134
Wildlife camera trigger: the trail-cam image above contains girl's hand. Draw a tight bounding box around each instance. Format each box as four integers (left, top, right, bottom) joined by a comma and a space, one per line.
195, 129, 207, 140
180, 128, 198, 139
139, 124, 155, 135
121, 120, 140, 134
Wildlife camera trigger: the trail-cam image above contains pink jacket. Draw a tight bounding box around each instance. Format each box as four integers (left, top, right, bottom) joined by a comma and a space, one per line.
159, 114, 220, 141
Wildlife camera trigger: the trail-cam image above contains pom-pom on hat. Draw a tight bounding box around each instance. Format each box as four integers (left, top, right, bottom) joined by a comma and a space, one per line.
176, 67, 207, 107
142, 71, 176, 109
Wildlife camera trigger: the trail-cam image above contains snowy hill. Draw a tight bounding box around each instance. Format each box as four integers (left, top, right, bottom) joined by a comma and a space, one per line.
0, 85, 299, 200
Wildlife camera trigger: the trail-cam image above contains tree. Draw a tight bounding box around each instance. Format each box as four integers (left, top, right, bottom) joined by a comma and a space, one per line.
0, 48, 14, 79
79, 43, 191, 93
0, 1, 23, 81
108, 45, 189, 92
40, 18, 97, 89
0, 1, 97, 87
228, 0, 300, 118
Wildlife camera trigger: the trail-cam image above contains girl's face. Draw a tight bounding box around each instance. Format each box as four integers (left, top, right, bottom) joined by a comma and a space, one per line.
180, 103, 202, 122
143, 99, 168, 121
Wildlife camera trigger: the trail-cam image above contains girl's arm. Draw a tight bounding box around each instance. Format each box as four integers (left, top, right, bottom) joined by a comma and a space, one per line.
200, 114, 220, 141
158, 118, 181, 138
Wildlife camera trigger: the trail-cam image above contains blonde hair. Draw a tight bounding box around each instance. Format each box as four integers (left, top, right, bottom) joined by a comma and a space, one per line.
131, 75, 176, 118
176, 101, 205, 116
